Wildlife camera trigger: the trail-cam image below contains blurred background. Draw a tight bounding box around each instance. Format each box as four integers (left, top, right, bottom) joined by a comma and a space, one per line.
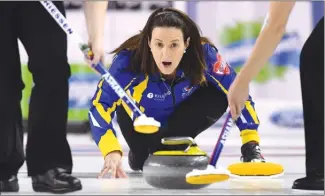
18, 1, 324, 136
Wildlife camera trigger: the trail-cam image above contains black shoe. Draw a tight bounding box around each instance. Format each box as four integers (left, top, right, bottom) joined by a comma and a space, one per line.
292, 176, 324, 191
241, 141, 266, 162
128, 151, 148, 171
31, 168, 82, 194
0, 175, 19, 192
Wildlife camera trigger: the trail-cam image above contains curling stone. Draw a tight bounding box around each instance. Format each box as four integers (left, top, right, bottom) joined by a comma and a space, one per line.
143, 137, 211, 189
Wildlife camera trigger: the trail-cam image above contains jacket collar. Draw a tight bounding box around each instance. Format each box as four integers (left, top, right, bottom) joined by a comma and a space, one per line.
151, 68, 185, 82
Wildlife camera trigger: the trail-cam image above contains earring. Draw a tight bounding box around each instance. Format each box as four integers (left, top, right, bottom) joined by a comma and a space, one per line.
184, 49, 186, 53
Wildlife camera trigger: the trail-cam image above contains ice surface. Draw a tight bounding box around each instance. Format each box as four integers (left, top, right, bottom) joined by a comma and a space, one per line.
2, 128, 323, 195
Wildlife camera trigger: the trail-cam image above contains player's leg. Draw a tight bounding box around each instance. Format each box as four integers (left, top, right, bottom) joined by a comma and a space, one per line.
0, 2, 25, 192
148, 83, 228, 154
116, 106, 154, 171
151, 84, 264, 164
17, 1, 72, 176
292, 17, 324, 191
16, 2, 81, 193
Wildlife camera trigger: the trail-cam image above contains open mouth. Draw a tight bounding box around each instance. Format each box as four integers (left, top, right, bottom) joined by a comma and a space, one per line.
162, 61, 172, 67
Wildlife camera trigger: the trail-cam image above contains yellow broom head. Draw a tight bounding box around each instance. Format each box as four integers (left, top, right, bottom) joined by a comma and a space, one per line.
134, 125, 159, 134
228, 162, 284, 177
133, 115, 161, 134
186, 165, 231, 184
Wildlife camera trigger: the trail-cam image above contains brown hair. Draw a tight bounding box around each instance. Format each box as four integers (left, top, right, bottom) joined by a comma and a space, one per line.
111, 7, 215, 85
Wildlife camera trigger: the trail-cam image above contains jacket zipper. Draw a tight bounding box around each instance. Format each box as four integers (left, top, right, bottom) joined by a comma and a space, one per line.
161, 77, 182, 106
171, 83, 176, 106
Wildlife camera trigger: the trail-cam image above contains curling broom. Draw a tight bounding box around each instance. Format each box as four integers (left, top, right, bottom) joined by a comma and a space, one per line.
185, 112, 233, 184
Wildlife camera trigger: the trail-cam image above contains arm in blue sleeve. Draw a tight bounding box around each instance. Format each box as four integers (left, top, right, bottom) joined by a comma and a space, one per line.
88, 50, 135, 157
203, 44, 260, 132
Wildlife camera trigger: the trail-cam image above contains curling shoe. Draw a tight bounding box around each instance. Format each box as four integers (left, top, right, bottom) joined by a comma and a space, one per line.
0, 175, 19, 192
31, 168, 82, 194
292, 174, 324, 191
240, 141, 266, 162
128, 150, 149, 171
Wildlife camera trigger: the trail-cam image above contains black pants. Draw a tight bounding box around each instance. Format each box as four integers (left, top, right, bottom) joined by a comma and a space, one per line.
0, 2, 72, 179
116, 83, 228, 166
299, 17, 324, 177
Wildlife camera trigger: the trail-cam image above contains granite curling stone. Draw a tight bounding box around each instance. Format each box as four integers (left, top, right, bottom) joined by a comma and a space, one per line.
143, 137, 211, 189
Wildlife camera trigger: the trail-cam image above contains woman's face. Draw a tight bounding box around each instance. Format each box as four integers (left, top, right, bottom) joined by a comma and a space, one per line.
149, 27, 189, 76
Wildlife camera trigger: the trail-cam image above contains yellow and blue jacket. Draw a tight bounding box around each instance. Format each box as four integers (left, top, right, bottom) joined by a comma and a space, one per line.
88, 43, 260, 157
